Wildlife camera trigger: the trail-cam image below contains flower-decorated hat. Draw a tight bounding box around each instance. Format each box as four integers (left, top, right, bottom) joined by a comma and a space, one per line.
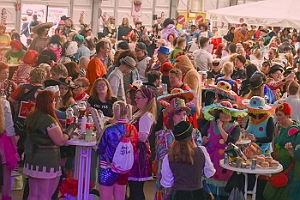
157, 88, 195, 104
44, 77, 76, 89
158, 88, 196, 116
242, 96, 272, 114
202, 101, 248, 120
205, 81, 237, 102
162, 97, 191, 116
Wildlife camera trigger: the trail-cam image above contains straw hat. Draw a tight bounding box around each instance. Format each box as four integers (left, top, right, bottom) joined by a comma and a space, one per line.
32, 22, 53, 34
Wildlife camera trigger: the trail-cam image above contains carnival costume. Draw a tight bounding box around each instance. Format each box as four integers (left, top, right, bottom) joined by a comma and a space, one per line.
23, 110, 62, 179
155, 89, 202, 199
202, 101, 247, 196
243, 96, 275, 156
98, 119, 138, 186
264, 103, 299, 200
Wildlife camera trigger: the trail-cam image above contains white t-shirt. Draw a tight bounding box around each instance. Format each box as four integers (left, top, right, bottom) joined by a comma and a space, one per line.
193, 49, 213, 71
138, 56, 151, 83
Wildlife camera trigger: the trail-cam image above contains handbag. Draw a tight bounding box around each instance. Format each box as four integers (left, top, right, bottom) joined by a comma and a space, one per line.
269, 163, 294, 188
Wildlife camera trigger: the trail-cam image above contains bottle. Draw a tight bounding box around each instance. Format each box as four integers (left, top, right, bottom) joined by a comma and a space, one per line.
85, 114, 93, 142
78, 101, 86, 117
66, 106, 74, 128
224, 153, 228, 164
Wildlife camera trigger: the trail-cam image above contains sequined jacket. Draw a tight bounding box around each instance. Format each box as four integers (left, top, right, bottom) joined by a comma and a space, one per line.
98, 122, 138, 164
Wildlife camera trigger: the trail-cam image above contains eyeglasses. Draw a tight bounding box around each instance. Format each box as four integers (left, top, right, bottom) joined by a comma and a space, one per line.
97, 83, 107, 88
75, 84, 83, 88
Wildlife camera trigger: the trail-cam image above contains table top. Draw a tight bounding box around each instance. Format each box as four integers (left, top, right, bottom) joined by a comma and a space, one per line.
66, 139, 96, 147
236, 139, 251, 145
7, 64, 19, 67
220, 159, 283, 175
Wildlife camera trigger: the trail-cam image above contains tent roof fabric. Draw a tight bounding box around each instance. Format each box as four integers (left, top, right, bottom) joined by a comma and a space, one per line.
207, 0, 300, 28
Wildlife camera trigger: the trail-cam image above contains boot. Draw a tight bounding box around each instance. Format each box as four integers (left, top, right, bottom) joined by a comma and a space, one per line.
2, 196, 12, 200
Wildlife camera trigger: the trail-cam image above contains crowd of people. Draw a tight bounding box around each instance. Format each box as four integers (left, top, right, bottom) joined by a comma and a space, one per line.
1, 13, 300, 200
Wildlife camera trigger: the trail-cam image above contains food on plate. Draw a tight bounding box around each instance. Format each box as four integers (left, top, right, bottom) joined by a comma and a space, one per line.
269, 160, 279, 167
260, 162, 269, 168
256, 156, 265, 163
265, 157, 273, 163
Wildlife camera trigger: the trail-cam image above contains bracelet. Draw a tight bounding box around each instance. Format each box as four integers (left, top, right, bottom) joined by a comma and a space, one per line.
63, 132, 70, 140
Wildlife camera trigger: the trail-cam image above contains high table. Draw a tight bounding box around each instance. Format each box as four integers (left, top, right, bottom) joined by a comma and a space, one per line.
66, 139, 96, 200
220, 159, 283, 200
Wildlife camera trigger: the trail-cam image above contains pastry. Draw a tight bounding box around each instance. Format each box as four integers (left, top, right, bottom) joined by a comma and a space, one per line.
260, 162, 269, 168
270, 160, 279, 167
265, 157, 273, 163
256, 156, 265, 163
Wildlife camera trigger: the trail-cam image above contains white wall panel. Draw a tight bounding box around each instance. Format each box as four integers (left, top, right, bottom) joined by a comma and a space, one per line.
73, 0, 92, 27
21, 0, 70, 6
0, 2, 17, 31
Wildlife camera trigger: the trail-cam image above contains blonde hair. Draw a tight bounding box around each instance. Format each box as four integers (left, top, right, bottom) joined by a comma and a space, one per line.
133, 97, 157, 122
0, 99, 5, 134
254, 48, 263, 60
50, 63, 68, 77
169, 136, 195, 165
113, 101, 132, 121
229, 53, 239, 62
223, 61, 234, 75
30, 68, 46, 84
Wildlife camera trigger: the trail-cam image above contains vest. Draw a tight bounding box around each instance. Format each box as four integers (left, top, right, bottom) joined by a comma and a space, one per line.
169, 147, 204, 191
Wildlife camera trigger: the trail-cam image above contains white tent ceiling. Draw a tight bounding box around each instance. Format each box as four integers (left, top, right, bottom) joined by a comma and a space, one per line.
207, 0, 300, 28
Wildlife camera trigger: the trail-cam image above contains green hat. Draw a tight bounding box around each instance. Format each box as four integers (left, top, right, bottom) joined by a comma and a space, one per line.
173, 121, 193, 141
74, 34, 84, 43
202, 101, 248, 121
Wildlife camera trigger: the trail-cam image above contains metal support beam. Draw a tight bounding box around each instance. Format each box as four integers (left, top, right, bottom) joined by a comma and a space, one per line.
170, 0, 180, 19
16, 0, 21, 32
92, 0, 100, 37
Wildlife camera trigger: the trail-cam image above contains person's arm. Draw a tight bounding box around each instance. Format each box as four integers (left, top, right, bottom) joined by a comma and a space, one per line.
138, 113, 153, 142
248, 117, 274, 143
199, 146, 216, 178
160, 155, 174, 188
226, 125, 241, 144
47, 123, 69, 146
3, 100, 16, 146
201, 122, 210, 146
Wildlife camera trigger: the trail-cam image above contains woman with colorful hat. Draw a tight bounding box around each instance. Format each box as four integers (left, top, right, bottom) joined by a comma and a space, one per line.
44, 77, 76, 111
243, 96, 275, 156
154, 89, 202, 199
160, 121, 215, 200
127, 86, 157, 200
266, 64, 295, 101
202, 101, 247, 198
264, 102, 300, 200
